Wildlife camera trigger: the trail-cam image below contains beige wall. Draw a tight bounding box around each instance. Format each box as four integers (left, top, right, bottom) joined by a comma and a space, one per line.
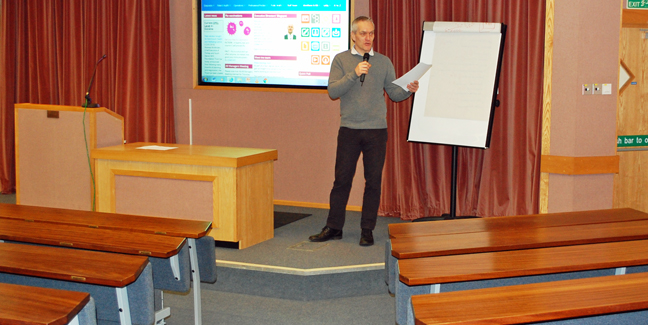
170, 0, 370, 208
547, 1, 621, 212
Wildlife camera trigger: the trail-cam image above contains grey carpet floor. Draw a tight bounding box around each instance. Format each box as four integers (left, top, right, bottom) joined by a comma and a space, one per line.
189, 205, 407, 324
216, 205, 409, 269
0, 194, 15, 204
162, 289, 396, 325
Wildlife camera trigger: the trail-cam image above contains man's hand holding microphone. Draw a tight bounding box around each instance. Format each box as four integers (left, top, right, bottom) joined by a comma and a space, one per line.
355, 53, 419, 92
356, 53, 371, 86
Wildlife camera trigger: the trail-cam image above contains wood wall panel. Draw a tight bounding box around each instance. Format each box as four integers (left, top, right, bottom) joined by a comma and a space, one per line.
622, 9, 648, 28
539, 0, 555, 214
541, 155, 619, 175
615, 151, 648, 212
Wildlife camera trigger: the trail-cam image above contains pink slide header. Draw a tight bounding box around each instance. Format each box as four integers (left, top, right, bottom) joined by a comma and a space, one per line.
299, 71, 330, 77
204, 13, 224, 18
254, 55, 297, 61
225, 13, 253, 18
225, 64, 253, 69
254, 14, 298, 18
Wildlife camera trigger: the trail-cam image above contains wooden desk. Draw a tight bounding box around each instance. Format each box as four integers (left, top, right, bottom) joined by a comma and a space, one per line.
0, 282, 91, 325
0, 242, 153, 325
0, 203, 211, 238
0, 203, 208, 325
0, 218, 184, 258
412, 273, 648, 324
396, 240, 648, 325
92, 142, 278, 249
0, 242, 148, 287
388, 208, 648, 239
391, 219, 648, 259
385, 208, 648, 295
399, 240, 648, 286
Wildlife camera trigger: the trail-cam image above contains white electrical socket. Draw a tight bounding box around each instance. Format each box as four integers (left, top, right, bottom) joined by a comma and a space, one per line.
582, 84, 592, 95
602, 83, 612, 95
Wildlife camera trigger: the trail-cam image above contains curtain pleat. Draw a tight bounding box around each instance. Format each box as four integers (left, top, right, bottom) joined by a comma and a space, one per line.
372, 0, 545, 219
0, 0, 176, 194
0, 0, 17, 194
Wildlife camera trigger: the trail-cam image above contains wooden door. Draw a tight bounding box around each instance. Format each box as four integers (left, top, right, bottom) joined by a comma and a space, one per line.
615, 19, 648, 212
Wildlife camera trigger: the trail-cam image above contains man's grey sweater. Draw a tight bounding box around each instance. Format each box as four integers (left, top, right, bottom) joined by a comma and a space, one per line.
327, 49, 412, 129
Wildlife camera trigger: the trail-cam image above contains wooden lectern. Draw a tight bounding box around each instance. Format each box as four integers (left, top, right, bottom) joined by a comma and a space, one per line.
15, 103, 124, 211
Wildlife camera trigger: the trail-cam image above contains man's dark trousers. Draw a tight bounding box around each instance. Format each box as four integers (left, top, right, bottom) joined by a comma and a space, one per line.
326, 127, 388, 231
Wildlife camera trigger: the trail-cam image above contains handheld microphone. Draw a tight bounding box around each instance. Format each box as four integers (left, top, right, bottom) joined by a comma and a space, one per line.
83, 54, 107, 108
360, 53, 370, 86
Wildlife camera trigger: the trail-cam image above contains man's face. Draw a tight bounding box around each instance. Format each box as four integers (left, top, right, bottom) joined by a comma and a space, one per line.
288, 24, 294, 34
351, 20, 374, 54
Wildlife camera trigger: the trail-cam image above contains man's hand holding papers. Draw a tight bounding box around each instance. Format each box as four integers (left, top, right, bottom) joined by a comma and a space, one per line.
393, 62, 431, 92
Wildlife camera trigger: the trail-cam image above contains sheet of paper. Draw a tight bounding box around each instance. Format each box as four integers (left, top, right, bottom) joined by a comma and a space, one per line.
393, 62, 432, 91
136, 145, 178, 151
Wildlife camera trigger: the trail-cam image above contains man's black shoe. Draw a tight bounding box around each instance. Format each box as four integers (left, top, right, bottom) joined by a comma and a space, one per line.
309, 226, 343, 242
359, 229, 374, 246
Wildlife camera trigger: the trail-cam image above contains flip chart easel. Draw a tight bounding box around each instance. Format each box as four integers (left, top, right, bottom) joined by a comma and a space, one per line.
408, 21, 507, 219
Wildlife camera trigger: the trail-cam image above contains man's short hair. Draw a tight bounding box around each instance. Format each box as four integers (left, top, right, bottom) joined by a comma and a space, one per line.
351, 16, 374, 33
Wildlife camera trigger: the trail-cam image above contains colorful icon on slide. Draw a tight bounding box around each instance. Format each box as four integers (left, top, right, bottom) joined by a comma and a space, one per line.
228, 21, 250, 36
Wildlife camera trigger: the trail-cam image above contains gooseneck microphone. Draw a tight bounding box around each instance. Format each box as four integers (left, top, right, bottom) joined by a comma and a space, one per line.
360, 53, 370, 86
83, 54, 107, 108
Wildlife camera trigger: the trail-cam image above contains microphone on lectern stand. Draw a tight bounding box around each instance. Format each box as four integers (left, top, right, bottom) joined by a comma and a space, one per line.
83, 54, 107, 108
360, 53, 370, 86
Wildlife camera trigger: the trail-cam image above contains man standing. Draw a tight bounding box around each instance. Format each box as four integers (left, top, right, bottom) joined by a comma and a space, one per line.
309, 16, 419, 246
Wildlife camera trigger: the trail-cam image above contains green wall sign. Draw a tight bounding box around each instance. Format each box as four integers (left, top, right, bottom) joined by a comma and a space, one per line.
618, 135, 648, 147
627, 0, 648, 9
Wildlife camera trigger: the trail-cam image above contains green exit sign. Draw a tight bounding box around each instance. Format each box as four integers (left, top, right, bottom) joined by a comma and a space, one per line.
627, 0, 648, 9
618, 135, 648, 147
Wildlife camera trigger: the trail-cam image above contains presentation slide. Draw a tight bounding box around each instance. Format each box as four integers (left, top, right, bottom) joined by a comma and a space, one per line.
198, 0, 351, 89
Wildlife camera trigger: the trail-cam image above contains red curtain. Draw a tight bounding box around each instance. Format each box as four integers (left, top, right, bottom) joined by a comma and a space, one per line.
0, 0, 176, 194
371, 1, 545, 219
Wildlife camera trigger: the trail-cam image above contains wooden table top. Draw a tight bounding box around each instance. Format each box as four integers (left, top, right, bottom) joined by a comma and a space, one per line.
389, 208, 648, 238
0, 282, 90, 325
399, 240, 648, 286
0, 203, 212, 238
391, 219, 648, 259
0, 218, 185, 258
15, 102, 120, 117
0, 242, 148, 287
91, 142, 278, 168
412, 272, 648, 324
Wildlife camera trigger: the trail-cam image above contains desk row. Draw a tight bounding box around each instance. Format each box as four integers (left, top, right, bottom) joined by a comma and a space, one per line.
386, 208, 648, 325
